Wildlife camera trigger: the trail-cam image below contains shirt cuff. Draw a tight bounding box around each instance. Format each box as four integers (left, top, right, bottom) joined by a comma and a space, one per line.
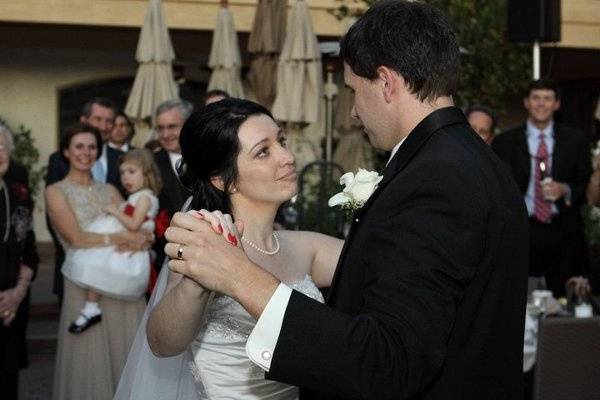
245, 283, 292, 371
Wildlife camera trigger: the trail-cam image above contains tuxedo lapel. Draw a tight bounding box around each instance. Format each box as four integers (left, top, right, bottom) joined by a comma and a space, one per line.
514, 126, 531, 192
326, 107, 468, 304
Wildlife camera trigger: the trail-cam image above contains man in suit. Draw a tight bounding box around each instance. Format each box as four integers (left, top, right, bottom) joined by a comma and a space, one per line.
492, 79, 591, 297
166, 1, 529, 398
152, 99, 193, 269
45, 97, 122, 301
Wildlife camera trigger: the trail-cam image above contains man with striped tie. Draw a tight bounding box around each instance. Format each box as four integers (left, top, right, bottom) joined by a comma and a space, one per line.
492, 79, 591, 297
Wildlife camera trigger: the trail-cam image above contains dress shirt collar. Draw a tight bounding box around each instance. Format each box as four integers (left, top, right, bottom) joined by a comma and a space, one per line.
526, 119, 554, 139
108, 142, 129, 152
387, 137, 407, 167
168, 151, 182, 177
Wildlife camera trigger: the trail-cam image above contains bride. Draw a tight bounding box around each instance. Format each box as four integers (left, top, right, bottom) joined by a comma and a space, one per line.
115, 98, 343, 399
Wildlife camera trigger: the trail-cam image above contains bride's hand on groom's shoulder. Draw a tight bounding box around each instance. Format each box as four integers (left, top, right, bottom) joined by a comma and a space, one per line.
164, 210, 250, 297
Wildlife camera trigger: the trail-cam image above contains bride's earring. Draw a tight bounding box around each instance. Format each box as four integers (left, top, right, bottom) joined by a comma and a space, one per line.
230, 187, 237, 194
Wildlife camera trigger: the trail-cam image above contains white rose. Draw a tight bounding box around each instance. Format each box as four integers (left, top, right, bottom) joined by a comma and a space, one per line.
344, 169, 383, 203
328, 169, 383, 207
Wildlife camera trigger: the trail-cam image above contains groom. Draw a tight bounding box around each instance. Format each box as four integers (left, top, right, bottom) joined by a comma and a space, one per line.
167, 1, 529, 398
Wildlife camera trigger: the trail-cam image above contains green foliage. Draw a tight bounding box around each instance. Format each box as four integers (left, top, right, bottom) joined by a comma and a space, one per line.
0, 118, 46, 200
332, 0, 532, 113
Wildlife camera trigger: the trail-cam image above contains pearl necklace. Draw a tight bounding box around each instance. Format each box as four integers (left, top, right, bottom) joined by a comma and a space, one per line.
241, 232, 280, 255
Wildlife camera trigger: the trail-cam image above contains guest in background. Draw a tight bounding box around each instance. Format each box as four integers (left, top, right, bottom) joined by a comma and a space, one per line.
492, 79, 592, 297
0, 122, 38, 400
465, 104, 496, 144
203, 89, 230, 106
46, 123, 150, 399
45, 97, 121, 302
108, 111, 135, 153
152, 99, 193, 270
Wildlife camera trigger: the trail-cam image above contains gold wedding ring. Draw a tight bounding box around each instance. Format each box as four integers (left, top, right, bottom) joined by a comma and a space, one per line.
176, 245, 185, 260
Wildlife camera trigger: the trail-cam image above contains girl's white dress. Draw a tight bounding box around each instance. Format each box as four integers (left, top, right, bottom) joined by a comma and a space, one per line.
62, 189, 159, 300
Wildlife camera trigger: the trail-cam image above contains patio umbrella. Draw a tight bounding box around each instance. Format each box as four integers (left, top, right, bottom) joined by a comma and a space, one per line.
333, 86, 375, 172
272, 0, 322, 124
272, 0, 323, 170
207, 5, 244, 99
247, 0, 287, 107
125, 0, 178, 122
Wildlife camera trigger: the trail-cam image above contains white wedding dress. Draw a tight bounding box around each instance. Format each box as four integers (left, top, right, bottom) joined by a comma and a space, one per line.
191, 275, 323, 399
115, 252, 324, 400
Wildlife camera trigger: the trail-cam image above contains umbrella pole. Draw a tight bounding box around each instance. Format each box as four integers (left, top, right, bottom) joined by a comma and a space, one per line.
323, 68, 338, 162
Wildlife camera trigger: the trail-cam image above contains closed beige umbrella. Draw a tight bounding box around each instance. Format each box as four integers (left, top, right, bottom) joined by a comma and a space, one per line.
207, 6, 244, 99
333, 86, 375, 172
272, 0, 323, 170
247, 0, 287, 107
272, 0, 322, 124
125, 0, 178, 122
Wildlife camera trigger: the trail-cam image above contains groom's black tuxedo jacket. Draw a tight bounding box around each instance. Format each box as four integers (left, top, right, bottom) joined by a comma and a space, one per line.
267, 108, 529, 399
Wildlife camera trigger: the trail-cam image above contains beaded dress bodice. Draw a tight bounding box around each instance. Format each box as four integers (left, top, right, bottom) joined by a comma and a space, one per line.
189, 275, 324, 399
54, 180, 112, 250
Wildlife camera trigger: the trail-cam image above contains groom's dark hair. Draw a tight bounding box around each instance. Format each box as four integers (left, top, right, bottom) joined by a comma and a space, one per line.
340, 0, 460, 103
178, 98, 273, 214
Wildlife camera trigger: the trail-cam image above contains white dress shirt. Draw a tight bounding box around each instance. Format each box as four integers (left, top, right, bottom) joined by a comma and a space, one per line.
168, 152, 182, 178
246, 137, 406, 371
91, 143, 108, 182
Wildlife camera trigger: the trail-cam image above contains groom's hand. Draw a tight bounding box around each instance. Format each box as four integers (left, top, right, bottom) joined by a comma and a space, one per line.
164, 212, 280, 318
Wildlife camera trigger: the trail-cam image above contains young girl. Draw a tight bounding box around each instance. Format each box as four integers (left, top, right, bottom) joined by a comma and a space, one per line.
63, 149, 162, 334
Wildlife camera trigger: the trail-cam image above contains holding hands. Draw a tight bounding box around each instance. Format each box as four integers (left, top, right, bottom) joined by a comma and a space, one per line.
165, 210, 247, 296
164, 210, 279, 318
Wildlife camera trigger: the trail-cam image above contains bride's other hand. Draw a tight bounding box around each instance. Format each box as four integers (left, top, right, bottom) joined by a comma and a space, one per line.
165, 212, 277, 317
188, 209, 243, 246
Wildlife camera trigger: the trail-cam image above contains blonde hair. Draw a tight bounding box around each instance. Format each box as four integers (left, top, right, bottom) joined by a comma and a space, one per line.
119, 148, 163, 195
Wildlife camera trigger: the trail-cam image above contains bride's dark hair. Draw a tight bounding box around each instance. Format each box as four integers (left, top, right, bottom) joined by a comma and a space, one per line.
178, 98, 274, 214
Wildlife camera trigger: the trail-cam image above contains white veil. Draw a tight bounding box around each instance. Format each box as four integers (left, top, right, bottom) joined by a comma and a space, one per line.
114, 199, 201, 400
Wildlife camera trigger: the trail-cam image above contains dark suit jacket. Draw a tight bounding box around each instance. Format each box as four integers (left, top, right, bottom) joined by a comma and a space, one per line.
1, 161, 39, 372
105, 145, 125, 193
491, 123, 591, 235
45, 151, 69, 186
153, 149, 191, 268
267, 108, 529, 399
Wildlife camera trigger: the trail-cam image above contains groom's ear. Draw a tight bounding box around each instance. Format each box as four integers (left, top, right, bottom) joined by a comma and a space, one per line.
376, 66, 399, 103
210, 175, 225, 192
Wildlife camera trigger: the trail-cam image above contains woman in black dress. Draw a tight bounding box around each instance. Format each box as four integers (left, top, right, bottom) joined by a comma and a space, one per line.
0, 123, 38, 400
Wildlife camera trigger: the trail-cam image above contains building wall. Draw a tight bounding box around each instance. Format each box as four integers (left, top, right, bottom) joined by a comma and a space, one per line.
0, 46, 137, 241
0, 0, 346, 37
561, 0, 600, 49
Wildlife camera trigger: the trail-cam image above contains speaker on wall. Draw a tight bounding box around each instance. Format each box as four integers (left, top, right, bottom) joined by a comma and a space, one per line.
508, 0, 561, 43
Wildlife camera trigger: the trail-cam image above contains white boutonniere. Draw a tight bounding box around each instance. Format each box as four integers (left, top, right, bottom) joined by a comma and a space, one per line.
328, 168, 383, 216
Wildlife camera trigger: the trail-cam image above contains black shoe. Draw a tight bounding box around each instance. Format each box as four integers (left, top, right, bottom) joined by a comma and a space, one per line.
68, 314, 102, 334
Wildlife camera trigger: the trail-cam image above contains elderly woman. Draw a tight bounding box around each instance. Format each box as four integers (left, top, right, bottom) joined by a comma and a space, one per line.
45, 122, 151, 400
0, 122, 39, 399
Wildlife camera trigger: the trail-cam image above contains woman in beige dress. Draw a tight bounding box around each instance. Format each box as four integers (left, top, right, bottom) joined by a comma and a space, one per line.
45, 122, 150, 400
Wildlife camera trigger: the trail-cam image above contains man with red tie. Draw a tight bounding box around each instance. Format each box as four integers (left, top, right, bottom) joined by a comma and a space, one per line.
492, 79, 591, 296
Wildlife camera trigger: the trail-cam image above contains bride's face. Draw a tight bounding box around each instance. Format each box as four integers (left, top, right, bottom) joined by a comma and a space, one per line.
234, 114, 297, 205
